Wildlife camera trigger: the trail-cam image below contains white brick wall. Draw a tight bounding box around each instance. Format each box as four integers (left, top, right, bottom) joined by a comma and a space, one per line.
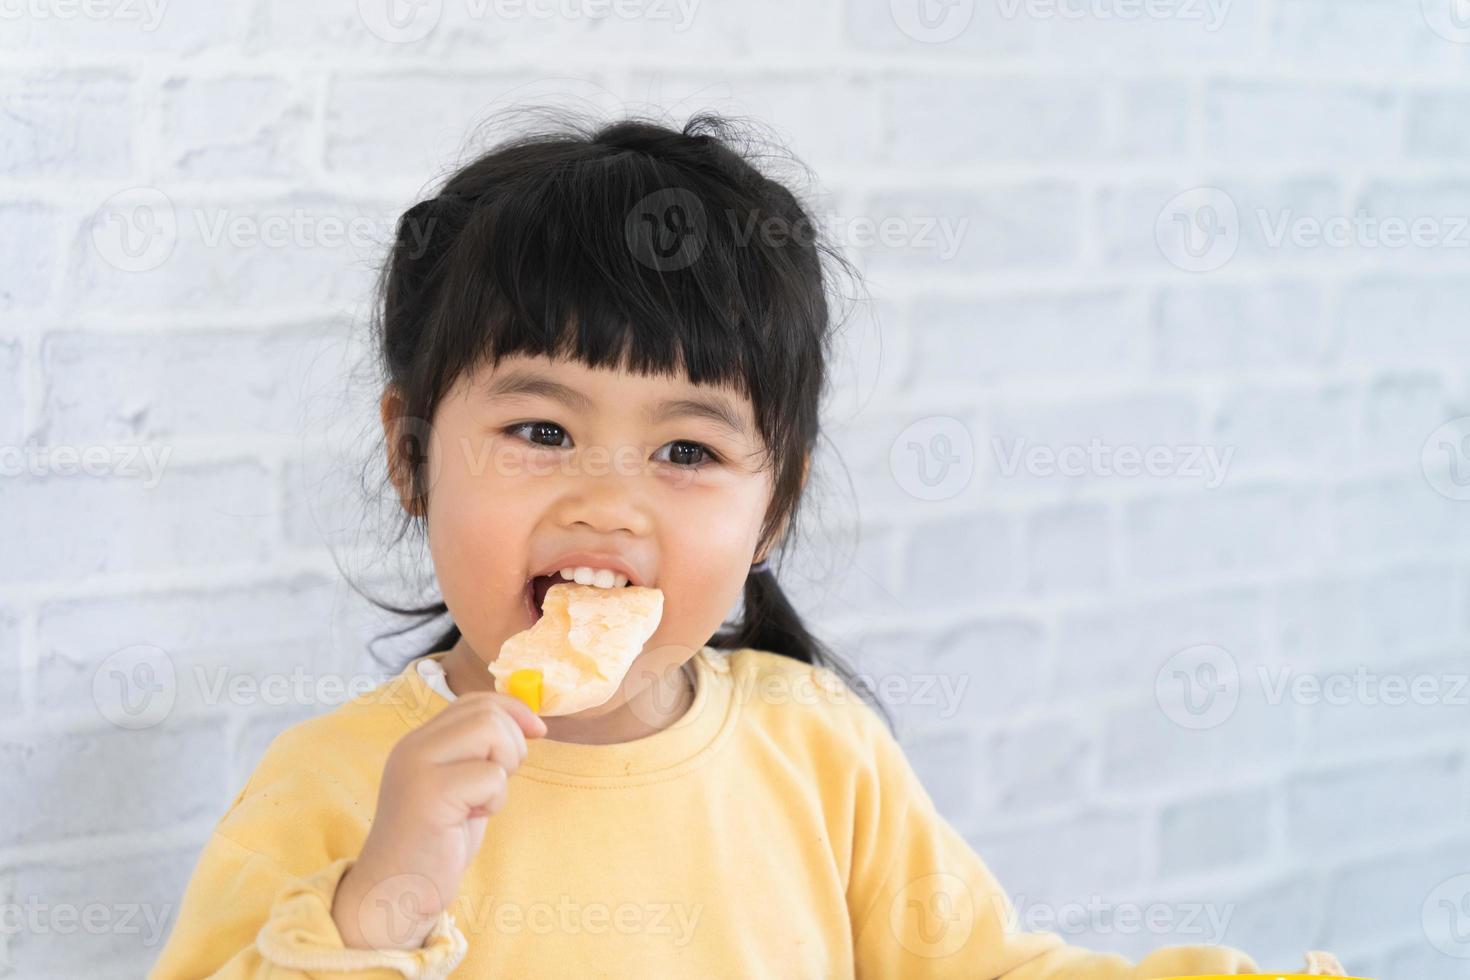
4, 1, 1469, 976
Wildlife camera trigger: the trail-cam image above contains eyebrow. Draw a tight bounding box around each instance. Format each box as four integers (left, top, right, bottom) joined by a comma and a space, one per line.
481, 369, 753, 441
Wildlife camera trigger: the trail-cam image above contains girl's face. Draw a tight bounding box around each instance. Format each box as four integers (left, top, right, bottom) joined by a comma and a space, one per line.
403, 352, 777, 720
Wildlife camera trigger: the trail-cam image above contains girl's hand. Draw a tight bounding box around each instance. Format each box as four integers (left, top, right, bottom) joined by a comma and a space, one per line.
1302, 949, 1348, 975
331, 690, 547, 951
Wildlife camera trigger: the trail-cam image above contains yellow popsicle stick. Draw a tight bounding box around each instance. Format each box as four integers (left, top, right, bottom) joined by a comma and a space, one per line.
506, 668, 542, 713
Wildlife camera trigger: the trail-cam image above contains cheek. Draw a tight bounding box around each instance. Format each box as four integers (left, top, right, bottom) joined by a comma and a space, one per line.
425, 439, 535, 601
656, 487, 765, 635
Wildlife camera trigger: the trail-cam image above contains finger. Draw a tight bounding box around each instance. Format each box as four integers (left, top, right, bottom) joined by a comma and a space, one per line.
417, 705, 524, 767
435, 759, 509, 820
427, 690, 546, 739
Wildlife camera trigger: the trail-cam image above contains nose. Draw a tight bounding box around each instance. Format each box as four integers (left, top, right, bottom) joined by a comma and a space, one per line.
554, 468, 654, 538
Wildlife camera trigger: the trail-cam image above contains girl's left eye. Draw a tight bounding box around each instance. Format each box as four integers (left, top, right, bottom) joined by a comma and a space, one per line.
502, 422, 721, 468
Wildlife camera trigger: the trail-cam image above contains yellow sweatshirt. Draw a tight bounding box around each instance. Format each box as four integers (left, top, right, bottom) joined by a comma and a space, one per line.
149, 645, 1263, 979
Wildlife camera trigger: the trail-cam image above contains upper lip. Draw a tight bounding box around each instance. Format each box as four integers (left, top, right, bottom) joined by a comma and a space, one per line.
529, 552, 649, 587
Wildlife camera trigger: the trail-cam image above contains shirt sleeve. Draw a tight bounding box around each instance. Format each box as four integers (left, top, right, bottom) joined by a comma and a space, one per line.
845, 706, 1261, 979
147, 830, 468, 980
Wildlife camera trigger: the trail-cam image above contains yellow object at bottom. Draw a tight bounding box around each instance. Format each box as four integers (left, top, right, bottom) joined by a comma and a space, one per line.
506, 668, 542, 713
1161, 975, 1373, 979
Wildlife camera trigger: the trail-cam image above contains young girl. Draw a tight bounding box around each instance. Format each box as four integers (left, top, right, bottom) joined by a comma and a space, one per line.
149, 113, 1348, 978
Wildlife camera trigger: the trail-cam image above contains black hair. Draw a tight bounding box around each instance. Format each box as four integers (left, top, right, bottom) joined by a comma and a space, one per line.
354, 107, 892, 734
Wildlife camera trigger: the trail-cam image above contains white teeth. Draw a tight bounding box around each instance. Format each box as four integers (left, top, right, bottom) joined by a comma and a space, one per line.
555, 566, 631, 589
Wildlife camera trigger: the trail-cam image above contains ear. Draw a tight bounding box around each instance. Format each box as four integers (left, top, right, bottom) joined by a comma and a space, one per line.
753, 453, 811, 565
380, 385, 422, 518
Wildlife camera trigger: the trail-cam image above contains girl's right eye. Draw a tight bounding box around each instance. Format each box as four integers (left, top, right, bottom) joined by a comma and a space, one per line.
504, 421, 569, 449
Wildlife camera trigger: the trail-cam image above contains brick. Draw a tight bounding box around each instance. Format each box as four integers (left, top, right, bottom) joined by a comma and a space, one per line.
0, 71, 131, 177
0, 461, 274, 583
2, 846, 199, 975
862, 185, 1080, 276
1203, 81, 1399, 164
1331, 477, 1466, 560
1154, 281, 1326, 372
158, 75, 310, 179
1407, 91, 1470, 158
1209, 382, 1354, 470
1270, 0, 1464, 68
33, 575, 350, 716
1103, 684, 1294, 788
1025, 502, 1110, 595
1055, 588, 1265, 698
1275, 565, 1459, 670
1336, 276, 1470, 362
985, 393, 1205, 494
1122, 486, 1323, 582
1158, 788, 1272, 877
979, 717, 1091, 815
1287, 754, 1465, 854
0, 204, 61, 310
0, 718, 230, 847
69, 195, 385, 311
909, 289, 1146, 387
900, 512, 1019, 607
883, 76, 1105, 164
38, 325, 353, 444
969, 809, 1145, 901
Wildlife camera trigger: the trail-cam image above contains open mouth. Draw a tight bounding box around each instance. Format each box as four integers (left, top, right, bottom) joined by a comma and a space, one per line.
523, 571, 636, 621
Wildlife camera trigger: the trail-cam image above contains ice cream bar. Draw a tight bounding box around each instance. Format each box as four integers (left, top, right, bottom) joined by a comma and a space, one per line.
490, 582, 664, 716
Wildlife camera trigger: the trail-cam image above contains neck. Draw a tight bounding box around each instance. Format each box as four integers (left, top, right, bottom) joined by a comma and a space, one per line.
439, 639, 696, 745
